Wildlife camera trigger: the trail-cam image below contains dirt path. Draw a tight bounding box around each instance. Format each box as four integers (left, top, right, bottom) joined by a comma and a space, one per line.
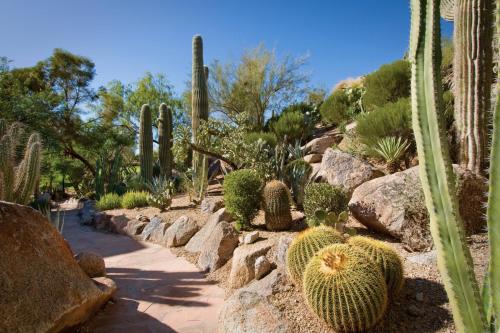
61, 205, 224, 333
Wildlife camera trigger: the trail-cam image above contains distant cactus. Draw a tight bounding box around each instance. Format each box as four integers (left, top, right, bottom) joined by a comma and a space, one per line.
286, 226, 344, 284
262, 180, 292, 231
139, 104, 153, 183
0, 122, 42, 205
303, 244, 388, 332
158, 103, 173, 179
95, 158, 105, 199
348, 236, 404, 295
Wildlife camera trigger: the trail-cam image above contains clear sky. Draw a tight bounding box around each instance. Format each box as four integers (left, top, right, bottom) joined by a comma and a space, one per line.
0, 0, 453, 95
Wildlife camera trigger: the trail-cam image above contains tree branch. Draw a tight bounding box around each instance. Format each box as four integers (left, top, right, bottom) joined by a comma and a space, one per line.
188, 142, 238, 169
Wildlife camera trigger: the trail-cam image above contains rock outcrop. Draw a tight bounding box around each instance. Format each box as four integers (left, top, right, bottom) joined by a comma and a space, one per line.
228, 240, 274, 289
163, 215, 199, 247
185, 208, 232, 253
197, 221, 239, 272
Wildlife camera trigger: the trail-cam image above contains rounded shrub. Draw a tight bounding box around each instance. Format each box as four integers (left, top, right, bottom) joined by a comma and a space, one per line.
96, 193, 122, 211
286, 226, 344, 284
121, 191, 149, 209
303, 244, 388, 332
262, 180, 292, 231
348, 236, 404, 295
271, 110, 310, 144
223, 169, 263, 230
320, 89, 351, 125
243, 131, 278, 148
304, 183, 349, 227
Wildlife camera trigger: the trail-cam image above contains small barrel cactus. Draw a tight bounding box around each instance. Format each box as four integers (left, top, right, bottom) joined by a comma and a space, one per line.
262, 180, 292, 231
286, 226, 344, 284
348, 236, 404, 295
303, 244, 388, 332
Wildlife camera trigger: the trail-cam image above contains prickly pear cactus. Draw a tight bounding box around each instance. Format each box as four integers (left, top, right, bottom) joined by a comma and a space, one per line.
262, 180, 293, 231
303, 244, 388, 332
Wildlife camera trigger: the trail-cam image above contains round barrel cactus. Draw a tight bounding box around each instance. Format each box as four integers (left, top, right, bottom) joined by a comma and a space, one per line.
286, 226, 344, 284
262, 180, 292, 231
303, 244, 388, 332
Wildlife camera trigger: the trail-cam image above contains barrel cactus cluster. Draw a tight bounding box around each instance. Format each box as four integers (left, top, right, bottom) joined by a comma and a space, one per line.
286, 227, 404, 332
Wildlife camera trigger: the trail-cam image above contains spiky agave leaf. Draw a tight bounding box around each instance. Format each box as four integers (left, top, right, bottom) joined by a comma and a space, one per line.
372, 136, 410, 164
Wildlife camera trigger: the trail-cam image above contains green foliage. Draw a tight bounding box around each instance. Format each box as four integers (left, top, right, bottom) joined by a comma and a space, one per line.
355, 98, 413, 148
96, 193, 122, 211
320, 89, 351, 125
243, 131, 277, 148
304, 183, 349, 227
262, 180, 292, 231
147, 177, 174, 212
363, 59, 411, 110
286, 226, 344, 284
314, 210, 348, 231
271, 110, 310, 144
348, 236, 404, 295
372, 136, 410, 173
303, 244, 388, 332
121, 191, 149, 209
223, 169, 263, 229
284, 159, 312, 209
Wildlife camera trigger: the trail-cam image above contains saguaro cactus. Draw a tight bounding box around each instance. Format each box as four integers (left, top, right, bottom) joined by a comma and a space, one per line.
191, 35, 209, 201
158, 103, 173, 179
409, 0, 489, 331
440, 0, 494, 174
139, 104, 153, 184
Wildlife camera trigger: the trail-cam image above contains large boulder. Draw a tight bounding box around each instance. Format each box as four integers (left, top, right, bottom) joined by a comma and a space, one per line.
200, 197, 224, 214
318, 148, 382, 193
197, 221, 239, 272
303, 154, 323, 164
229, 240, 274, 289
185, 208, 233, 253
163, 215, 199, 247
349, 165, 487, 251
302, 134, 341, 154
125, 219, 147, 236
75, 252, 106, 278
273, 235, 294, 270
141, 216, 168, 241
149, 217, 171, 243
0, 201, 115, 333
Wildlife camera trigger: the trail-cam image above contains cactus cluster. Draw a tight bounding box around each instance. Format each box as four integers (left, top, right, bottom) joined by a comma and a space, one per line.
303, 244, 388, 332
348, 236, 404, 295
286, 226, 344, 284
262, 180, 292, 231
139, 104, 153, 184
0, 120, 42, 205
158, 103, 173, 179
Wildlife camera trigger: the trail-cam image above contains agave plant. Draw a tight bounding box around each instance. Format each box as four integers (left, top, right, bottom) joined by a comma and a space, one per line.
285, 159, 312, 210
147, 176, 175, 212
372, 136, 410, 173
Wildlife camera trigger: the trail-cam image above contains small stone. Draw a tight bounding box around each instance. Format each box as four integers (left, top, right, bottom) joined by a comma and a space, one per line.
75, 252, 106, 278
244, 231, 259, 244
407, 304, 424, 317
254, 256, 271, 280
415, 292, 424, 302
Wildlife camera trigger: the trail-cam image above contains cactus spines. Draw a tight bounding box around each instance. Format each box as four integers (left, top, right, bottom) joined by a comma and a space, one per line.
262, 180, 292, 231
303, 244, 388, 332
139, 104, 153, 184
348, 236, 404, 295
158, 103, 173, 179
191, 35, 209, 202
286, 226, 344, 284
16, 141, 41, 204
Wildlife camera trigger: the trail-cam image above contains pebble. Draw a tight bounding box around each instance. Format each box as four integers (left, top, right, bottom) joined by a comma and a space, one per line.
244, 231, 259, 244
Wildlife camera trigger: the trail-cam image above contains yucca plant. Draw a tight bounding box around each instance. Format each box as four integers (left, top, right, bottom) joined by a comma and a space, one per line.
371, 136, 410, 173
409, 0, 498, 331
147, 176, 175, 212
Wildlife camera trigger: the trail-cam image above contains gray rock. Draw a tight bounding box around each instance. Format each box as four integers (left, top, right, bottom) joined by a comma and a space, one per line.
229, 240, 274, 289
244, 269, 288, 296
303, 154, 323, 163
243, 231, 259, 244
78, 200, 96, 225
163, 216, 199, 247
141, 216, 165, 241
75, 252, 106, 278
185, 208, 232, 253
349, 165, 487, 251
149, 218, 171, 243
303, 135, 341, 154
254, 256, 271, 280
318, 148, 382, 193
200, 197, 224, 214
197, 221, 239, 272
274, 235, 294, 269
126, 219, 148, 236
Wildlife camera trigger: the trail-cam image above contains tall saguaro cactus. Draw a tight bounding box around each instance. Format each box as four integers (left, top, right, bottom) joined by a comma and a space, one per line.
139, 104, 153, 184
158, 103, 173, 179
440, 0, 494, 174
409, 0, 496, 331
191, 35, 209, 201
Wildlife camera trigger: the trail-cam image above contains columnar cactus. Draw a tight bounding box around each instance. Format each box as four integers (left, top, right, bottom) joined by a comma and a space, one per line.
440, 0, 494, 174
303, 244, 388, 332
348, 236, 404, 295
286, 226, 344, 284
191, 35, 209, 202
262, 180, 292, 231
139, 104, 153, 184
409, 0, 486, 331
158, 103, 173, 179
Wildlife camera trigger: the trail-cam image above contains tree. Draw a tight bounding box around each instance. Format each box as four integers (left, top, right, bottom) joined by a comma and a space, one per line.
207, 45, 309, 130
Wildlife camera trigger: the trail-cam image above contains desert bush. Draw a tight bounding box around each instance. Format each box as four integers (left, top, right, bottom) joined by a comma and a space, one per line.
363, 60, 411, 110
223, 169, 263, 230
320, 89, 351, 125
304, 183, 349, 227
355, 98, 413, 149
96, 193, 122, 211
121, 191, 149, 209
272, 110, 310, 144
243, 131, 277, 147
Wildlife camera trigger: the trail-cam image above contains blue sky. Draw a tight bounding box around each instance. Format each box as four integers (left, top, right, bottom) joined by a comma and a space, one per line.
0, 0, 453, 96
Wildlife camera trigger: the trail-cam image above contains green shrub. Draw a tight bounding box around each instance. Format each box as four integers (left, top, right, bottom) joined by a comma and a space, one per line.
147, 177, 174, 211
304, 183, 349, 227
244, 131, 277, 147
121, 191, 149, 209
355, 98, 413, 148
223, 169, 263, 230
320, 89, 351, 125
363, 60, 411, 110
96, 193, 122, 211
271, 110, 310, 144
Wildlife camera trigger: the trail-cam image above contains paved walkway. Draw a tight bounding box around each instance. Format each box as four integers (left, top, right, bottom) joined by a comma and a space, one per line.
61, 206, 224, 333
